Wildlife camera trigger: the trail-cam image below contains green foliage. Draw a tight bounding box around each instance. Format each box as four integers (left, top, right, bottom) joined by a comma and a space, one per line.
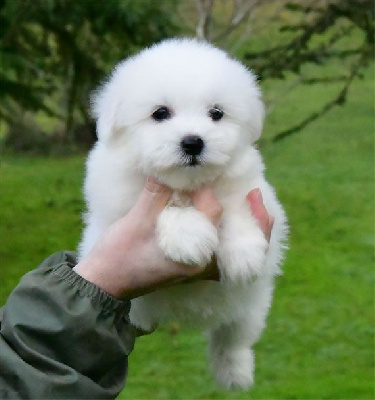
1, 0, 374, 151
0, 0, 179, 145
246, 0, 373, 79
243, 0, 374, 141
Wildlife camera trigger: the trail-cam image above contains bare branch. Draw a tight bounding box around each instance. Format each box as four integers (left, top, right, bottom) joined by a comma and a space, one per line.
272, 52, 366, 142
196, 0, 214, 40
213, 0, 260, 42
229, 7, 254, 53
176, 2, 198, 34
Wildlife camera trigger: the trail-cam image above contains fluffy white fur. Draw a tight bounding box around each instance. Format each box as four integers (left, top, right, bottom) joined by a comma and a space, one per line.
79, 38, 288, 390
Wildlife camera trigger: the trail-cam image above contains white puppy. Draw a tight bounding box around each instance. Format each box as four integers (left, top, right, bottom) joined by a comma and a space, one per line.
79, 38, 288, 390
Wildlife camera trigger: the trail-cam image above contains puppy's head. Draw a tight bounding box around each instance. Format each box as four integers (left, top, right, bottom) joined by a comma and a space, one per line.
92, 39, 264, 189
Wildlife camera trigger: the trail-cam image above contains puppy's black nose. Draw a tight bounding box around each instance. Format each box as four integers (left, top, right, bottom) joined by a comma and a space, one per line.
180, 135, 204, 156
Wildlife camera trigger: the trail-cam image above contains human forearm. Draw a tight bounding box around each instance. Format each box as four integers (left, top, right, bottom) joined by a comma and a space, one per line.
0, 251, 134, 399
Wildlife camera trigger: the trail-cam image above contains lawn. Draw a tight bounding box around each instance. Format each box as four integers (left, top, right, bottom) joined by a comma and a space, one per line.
1, 65, 373, 399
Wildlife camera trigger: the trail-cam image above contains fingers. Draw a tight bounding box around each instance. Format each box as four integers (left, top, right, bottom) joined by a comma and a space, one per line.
133, 180, 222, 226
131, 177, 172, 221
192, 186, 223, 227
247, 188, 274, 242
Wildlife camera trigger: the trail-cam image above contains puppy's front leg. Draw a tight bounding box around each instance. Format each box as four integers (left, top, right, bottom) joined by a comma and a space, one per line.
217, 209, 269, 282
157, 206, 218, 266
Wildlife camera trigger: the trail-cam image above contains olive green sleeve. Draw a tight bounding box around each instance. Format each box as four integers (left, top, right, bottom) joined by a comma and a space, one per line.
0, 251, 135, 399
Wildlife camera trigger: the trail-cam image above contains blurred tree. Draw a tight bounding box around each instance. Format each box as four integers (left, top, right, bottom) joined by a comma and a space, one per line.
194, 0, 374, 141
1, 0, 373, 150
0, 0, 179, 146
194, 0, 260, 43
245, 0, 374, 141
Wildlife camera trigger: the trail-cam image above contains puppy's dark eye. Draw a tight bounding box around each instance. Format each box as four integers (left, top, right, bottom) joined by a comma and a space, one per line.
209, 107, 224, 121
152, 107, 171, 121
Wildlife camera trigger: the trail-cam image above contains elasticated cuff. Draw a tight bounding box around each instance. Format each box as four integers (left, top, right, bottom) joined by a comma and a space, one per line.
52, 261, 131, 316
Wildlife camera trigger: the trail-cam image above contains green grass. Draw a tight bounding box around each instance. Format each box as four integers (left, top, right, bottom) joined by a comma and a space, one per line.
0, 157, 85, 305
1, 66, 373, 400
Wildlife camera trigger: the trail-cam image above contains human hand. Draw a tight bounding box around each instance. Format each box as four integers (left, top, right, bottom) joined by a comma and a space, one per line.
74, 180, 274, 298
247, 188, 274, 243
73, 178, 223, 300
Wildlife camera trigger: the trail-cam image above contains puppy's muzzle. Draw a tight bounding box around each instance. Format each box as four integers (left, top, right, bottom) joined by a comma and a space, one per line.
180, 135, 204, 156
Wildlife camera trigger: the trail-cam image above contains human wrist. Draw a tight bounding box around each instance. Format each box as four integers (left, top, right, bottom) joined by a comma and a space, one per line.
73, 256, 125, 299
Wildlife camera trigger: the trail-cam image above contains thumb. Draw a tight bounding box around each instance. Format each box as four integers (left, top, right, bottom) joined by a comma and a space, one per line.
130, 177, 172, 221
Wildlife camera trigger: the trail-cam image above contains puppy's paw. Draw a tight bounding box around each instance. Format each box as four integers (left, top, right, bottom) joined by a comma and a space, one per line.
211, 346, 255, 390
217, 234, 268, 283
157, 206, 218, 266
